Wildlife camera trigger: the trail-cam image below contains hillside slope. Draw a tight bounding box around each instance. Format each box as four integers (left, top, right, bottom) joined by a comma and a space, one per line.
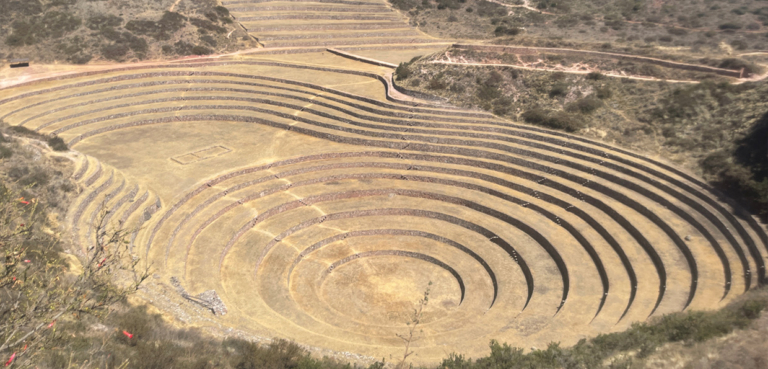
0, 0, 257, 65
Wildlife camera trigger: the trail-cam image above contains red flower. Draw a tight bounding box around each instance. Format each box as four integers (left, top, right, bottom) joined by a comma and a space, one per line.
47, 321, 56, 328
122, 330, 133, 339
4, 352, 16, 366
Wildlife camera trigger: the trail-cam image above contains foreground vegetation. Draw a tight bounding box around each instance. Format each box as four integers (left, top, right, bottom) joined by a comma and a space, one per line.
438, 293, 767, 368
17, 289, 765, 368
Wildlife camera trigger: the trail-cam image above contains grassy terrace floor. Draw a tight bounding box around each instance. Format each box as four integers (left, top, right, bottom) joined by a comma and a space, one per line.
1, 49, 766, 364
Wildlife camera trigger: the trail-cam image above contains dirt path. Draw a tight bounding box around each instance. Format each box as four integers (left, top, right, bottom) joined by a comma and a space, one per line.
487, 0, 557, 15
429, 60, 700, 83
169, 0, 183, 12
622, 18, 767, 35
432, 58, 768, 84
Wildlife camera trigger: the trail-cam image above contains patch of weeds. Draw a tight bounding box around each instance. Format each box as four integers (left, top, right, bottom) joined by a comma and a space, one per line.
101, 43, 129, 60
549, 82, 569, 97
125, 11, 187, 41
47, 136, 68, 151
427, 72, 448, 90
190, 17, 226, 33
566, 97, 603, 114
596, 87, 613, 99
719, 58, 764, 75
395, 55, 422, 80
522, 108, 585, 132
494, 26, 522, 37
86, 14, 123, 30
6, 11, 81, 46
586, 71, 604, 80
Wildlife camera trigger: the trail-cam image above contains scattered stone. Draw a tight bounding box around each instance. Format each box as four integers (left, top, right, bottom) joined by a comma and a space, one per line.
170, 276, 227, 315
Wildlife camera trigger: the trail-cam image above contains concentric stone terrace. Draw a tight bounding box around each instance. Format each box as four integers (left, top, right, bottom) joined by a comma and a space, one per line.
1, 53, 765, 362
224, 0, 436, 48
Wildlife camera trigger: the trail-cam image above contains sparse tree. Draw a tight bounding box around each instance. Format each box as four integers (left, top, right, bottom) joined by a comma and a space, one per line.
396, 281, 431, 369
0, 190, 149, 365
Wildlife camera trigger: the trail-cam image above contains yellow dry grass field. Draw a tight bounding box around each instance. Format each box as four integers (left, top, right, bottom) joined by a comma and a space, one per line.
0, 0, 767, 365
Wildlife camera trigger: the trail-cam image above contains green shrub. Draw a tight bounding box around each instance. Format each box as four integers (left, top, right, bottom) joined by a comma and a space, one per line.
555, 14, 580, 28
9, 125, 45, 139
47, 136, 68, 151
41, 11, 82, 39
522, 109, 585, 132
719, 58, 764, 75
476, 1, 506, 17
86, 14, 123, 30
604, 19, 625, 30
171, 41, 204, 56
201, 35, 217, 46
550, 71, 566, 81
436, 0, 461, 10
191, 45, 212, 55
701, 150, 730, 176
494, 26, 522, 37
204, 11, 219, 22
586, 71, 604, 80
190, 17, 226, 33
566, 97, 603, 114
5, 20, 34, 46
126, 11, 187, 40
389, 0, 420, 10
0, 145, 13, 159
546, 111, 585, 131
477, 84, 501, 101
667, 27, 687, 35
731, 40, 748, 50
719, 22, 743, 30
740, 300, 765, 319
754, 7, 768, 25
596, 87, 613, 99
5, 12, 80, 47
396, 62, 412, 80
521, 107, 549, 125
450, 83, 465, 93
214, 5, 230, 17
549, 82, 569, 97
476, 72, 503, 101
395, 56, 420, 80
18, 168, 50, 187
102, 43, 129, 60
492, 97, 512, 116
428, 74, 447, 90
